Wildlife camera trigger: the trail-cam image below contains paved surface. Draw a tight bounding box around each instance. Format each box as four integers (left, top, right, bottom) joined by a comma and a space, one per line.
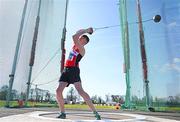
0, 107, 179, 122
40, 111, 135, 120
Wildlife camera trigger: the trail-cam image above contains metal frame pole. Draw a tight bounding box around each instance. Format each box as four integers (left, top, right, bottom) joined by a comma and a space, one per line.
60, 0, 69, 73
136, 0, 150, 109
25, 0, 42, 106
6, 0, 29, 107
119, 0, 131, 109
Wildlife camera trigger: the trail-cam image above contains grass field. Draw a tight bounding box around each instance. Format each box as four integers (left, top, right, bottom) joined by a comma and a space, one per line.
64, 104, 114, 110
28, 102, 115, 110
0, 100, 18, 107
135, 106, 180, 112
0, 100, 115, 110
0, 100, 179, 112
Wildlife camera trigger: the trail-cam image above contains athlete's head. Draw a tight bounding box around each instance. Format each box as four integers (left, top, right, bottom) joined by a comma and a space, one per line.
79, 35, 89, 46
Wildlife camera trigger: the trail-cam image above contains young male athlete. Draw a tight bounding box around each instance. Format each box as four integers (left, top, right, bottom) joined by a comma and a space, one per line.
56, 27, 101, 120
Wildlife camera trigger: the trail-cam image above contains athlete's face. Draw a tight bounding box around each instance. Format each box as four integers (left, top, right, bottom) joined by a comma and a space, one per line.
79, 36, 88, 46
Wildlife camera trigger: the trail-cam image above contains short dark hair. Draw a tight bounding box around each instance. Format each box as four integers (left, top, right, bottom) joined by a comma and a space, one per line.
82, 35, 89, 43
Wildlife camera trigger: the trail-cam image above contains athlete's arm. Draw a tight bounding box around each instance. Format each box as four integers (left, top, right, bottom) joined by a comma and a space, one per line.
72, 28, 93, 55
73, 29, 86, 45
72, 28, 93, 45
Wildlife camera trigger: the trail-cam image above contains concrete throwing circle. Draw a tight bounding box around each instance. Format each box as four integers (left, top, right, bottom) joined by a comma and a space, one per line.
29, 111, 146, 122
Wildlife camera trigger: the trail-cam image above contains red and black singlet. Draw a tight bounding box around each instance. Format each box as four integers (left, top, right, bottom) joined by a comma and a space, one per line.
64, 46, 83, 67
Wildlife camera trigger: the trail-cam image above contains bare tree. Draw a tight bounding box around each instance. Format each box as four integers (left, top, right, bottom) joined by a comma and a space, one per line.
66, 87, 77, 103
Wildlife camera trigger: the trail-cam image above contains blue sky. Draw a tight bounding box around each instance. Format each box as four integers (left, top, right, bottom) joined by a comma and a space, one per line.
0, 0, 179, 101
64, 0, 126, 99
125, 0, 180, 98
0, 0, 125, 100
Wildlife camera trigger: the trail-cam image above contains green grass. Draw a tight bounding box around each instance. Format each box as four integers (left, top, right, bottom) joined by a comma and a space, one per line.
0, 100, 115, 110
155, 106, 180, 112
0, 100, 57, 108
27, 102, 115, 110
0, 100, 5, 106
0, 100, 18, 107
135, 105, 180, 112
64, 104, 114, 110
29, 102, 58, 107
0, 100, 179, 112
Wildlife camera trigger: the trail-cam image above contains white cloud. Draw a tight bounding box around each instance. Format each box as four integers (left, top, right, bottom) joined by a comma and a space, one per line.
159, 58, 180, 73
174, 58, 180, 63
169, 63, 180, 72
168, 22, 177, 28
161, 63, 180, 73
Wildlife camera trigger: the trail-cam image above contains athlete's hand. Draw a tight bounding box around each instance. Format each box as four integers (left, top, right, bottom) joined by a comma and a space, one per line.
86, 27, 93, 34
76, 29, 85, 34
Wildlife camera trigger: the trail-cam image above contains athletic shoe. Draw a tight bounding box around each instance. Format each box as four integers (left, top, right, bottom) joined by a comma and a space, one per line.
56, 112, 66, 119
94, 111, 101, 120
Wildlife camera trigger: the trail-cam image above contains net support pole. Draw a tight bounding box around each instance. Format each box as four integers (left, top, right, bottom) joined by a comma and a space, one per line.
60, 0, 69, 73
119, 0, 131, 109
136, 0, 151, 109
6, 0, 29, 107
25, 0, 41, 106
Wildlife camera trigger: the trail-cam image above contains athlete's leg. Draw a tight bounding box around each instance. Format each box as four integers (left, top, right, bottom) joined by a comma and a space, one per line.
74, 82, 101, 120
56, 82, 68, 113
74, 82, 96, 111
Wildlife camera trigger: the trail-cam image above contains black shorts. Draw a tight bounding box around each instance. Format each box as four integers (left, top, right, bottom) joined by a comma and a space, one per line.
59, 67, 81, 87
